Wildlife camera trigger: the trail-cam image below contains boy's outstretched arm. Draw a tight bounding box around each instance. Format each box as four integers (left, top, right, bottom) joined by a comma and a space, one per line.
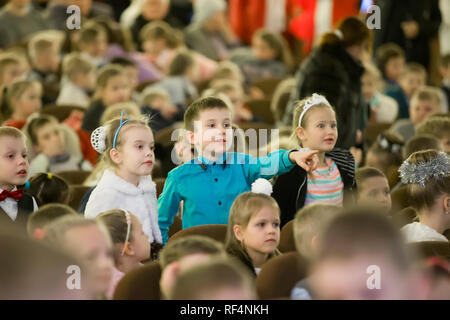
157, 173, 182, 245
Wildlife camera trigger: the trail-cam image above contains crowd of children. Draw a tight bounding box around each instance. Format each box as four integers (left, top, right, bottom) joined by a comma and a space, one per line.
0, 0, 449, 301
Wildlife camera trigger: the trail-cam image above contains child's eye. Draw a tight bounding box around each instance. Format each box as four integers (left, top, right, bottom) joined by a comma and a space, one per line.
273, 222, 280, 228
150, 145, 155, 151
207, 124, 215, 128
22, 153, 27, 159
7, 154, 14, 159
137, 145, 143, 149
331, 124, 337, 129
224, 123, 231, 128
257, 222, 265, 227
318, 124, 324, 128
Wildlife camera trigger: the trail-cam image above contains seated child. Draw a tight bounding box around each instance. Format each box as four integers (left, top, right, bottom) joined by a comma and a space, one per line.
362, 62, 398, 123
308, 209, 426, 299
225, 179, 281, 276
139, 20, 218, 82
0, 126, 38, 227
27, 32, 62, 105
27, 115, 92, 176
202, 79, 253, 123
290, 203, 342, 300
140, 87, 184, 134
230, 29, 292, 87
209, 61, 244, 88
96, 209, 151, 299
85, 113, 163, 249
159, 235, 226, 299
56, 53, 96, 108
142, 49, 199, 107
26, 203, 77, 240
0, 53, 23, 103
272, 94, 356, 228
82, 64, 132, 132
416, 116, 450, 152
2, 80, 42, 129
77, 23, 108, 68
355, 167, 392, 213
158, 96, 320, 243
399, 150, 450, 243
391, 86, 442, 142
109, 57, 140, 102
439, 54, 450, 111
43, 216, 115, 299
364, 131, 404, 189
384, 63, 426, 120
375, 42, 405, 86
27, 172, 70, 207
169, 257, 257, 300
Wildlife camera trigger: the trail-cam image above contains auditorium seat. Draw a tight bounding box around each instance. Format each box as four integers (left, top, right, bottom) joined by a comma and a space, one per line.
167, 224, 227, 244
68, 185, 91, 212
57, 170, 91, 185
244, 99, 275, 125
256, 252, 309, 299
113, 261, 162, 300
409, 241, 450, 262
278, 220, 296, 253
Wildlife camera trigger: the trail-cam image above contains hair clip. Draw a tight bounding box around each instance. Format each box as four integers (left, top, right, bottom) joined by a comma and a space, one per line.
298, 93, 331, 126
47, 173, 52, 180
377, 134, 403, 154
334, 29, 344, 40
113, 110, 130, 149
24, 181, 30, 190
91, 125, 108, 153
121, 210, 132, 256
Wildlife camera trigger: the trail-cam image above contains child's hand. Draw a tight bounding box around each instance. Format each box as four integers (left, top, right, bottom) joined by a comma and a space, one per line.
289, 149, 319, 172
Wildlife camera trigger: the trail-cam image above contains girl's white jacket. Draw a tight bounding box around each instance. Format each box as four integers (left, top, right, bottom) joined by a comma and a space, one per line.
84, 169, 162, 244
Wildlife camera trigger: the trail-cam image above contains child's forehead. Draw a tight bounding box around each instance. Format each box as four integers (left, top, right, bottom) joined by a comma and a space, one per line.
307, 106, 336, 120
198, 107, 231, 120
122, 125, 153, 140
0, 135, 26, 149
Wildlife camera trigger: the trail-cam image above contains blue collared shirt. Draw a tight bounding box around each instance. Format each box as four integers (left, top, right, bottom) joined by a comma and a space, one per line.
157, 150, 295, 244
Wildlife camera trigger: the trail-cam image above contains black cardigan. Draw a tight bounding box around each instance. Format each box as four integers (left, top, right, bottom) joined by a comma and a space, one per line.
272, 149, 356, 228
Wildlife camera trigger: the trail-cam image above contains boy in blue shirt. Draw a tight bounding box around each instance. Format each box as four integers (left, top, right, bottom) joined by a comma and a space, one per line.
157, 96, 319, 244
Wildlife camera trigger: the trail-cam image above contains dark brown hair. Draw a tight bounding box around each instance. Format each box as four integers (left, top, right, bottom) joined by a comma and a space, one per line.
319, 17, 372, 52
403, 134, 442, 160
168, 50, 195, 76
184, 96, 231, 131
253, 29, 293, 71
376, 42, 405, 78
355, 167, 387, 193
27, 114, 59, 146
27, 172, 71, 207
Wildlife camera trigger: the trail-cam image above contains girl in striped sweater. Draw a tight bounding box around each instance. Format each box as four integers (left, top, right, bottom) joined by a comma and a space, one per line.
273, 94, 355, 227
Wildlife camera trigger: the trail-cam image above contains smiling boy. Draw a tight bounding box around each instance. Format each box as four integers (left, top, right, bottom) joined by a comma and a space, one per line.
157, 96, 319, 244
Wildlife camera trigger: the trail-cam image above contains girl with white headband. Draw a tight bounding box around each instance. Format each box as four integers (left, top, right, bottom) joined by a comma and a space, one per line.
272, 94, 356, 227
84, 111, 163, 254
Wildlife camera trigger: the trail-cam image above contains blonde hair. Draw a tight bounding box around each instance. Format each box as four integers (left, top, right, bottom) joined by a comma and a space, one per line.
139, 20, 183, 49
0, 53, 21, 84
28, 31, 62, 64
0, 80, 40, 122
0, 126, 26, 141
405, 150, 450, 212
43, 216, 112, 251
100, 102, 142, 125
363, 61, 384, 92
62, 53, 95, 81
291, 95, 336, 145
140, 87, 171, 107
93, 64, 125, 102
293, 203, 342, 261
409, 86, 442, 112
225, 192, 281, 266
210, 61, 244, 84
416, 117, 450, 141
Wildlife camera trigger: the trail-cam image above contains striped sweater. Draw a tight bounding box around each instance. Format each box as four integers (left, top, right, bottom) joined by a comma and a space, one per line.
272, 148, 355, 227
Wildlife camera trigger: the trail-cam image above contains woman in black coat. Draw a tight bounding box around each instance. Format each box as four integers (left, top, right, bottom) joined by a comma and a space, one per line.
282, 17, 370, 150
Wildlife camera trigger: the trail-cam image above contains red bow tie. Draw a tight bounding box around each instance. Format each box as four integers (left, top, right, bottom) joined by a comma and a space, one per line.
0, 189, 23, 202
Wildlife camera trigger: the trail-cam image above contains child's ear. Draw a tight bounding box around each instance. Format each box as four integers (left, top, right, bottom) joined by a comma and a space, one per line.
186, 130, 196, 145
109, 148, 122, 165
296, 127, 305, 142
121, 242, 134, 256
233, 224, 244, 242
443, 195, 450, 214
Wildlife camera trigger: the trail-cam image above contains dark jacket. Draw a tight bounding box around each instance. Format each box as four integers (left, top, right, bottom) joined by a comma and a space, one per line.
0, 193, 35, 232
373, 0, 441, 69
283, 44, 366, 149
82, 100, 106, 133
272, 149, 356, 228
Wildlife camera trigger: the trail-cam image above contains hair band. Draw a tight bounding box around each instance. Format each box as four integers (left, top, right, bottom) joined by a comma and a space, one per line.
113, 110, 130, 149
121, 210, 132, 256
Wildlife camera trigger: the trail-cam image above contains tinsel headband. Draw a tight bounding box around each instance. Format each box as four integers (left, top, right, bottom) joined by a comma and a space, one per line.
398, 151, 450, 187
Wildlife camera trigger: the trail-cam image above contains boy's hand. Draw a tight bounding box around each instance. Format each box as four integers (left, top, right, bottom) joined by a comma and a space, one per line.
289, 150, 319, 172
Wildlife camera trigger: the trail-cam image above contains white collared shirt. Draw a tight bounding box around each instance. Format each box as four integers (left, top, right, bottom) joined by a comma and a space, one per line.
0, 187, 38, 221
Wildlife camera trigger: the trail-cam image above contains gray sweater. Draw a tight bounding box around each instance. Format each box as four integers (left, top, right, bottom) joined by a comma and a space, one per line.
0, 6, 50, 49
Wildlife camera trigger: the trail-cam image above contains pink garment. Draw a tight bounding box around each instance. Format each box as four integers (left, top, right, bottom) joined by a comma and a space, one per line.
140, 49, 218, 82
106, 267, 125, 299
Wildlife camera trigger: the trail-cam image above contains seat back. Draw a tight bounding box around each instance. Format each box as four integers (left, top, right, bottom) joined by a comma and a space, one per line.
167, 224, 228, 244
278, 220, 296, 253
57, 170, 91, 185
113, 261, 162, 300
256, 252, 309, 299
68, 185, 91, 212
408, 241, 450, 262
41, 105, 86, 123
245, 99, 274, 124
391, 185, 410, 212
